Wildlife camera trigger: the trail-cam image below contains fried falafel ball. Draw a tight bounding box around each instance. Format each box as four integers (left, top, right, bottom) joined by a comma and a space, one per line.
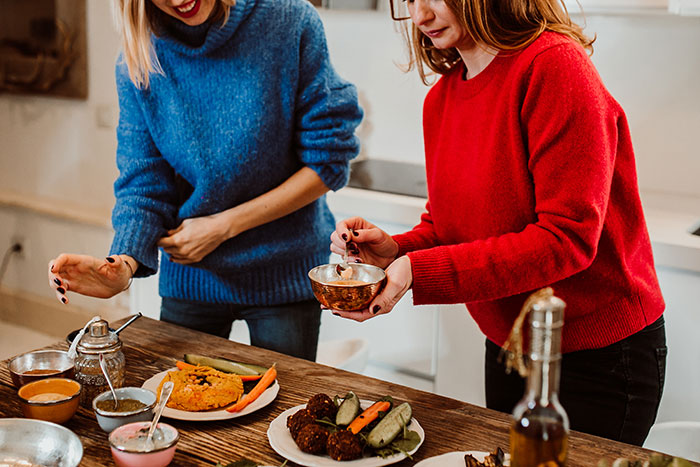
306, 393, 337, 420
287, 408, 316, 439
294, 423, 330, 454
327, 429, 363, 461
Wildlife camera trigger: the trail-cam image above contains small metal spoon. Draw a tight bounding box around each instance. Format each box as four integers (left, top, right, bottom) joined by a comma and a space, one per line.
144, 381, 174, 452
336, 229, 355, 279
98, 353, 119, 411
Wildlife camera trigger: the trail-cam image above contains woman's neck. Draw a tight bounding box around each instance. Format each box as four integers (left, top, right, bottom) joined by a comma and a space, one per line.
457, 42, 498, 79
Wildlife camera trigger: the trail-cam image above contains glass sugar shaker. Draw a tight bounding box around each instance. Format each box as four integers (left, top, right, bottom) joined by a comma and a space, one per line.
74, 318, 126, 407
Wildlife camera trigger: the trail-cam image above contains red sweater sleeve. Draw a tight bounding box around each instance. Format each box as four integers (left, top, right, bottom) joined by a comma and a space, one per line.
409, 43, 624, 305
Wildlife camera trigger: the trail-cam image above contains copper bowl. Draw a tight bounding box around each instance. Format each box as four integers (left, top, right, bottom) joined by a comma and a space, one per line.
17, 378, 81, 424
8, 350, 75, 388
308, 263, 387, 311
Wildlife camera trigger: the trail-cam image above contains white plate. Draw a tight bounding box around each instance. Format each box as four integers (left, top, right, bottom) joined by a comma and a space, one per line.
142, 368, 279, 421
267, 400, 424, 467
414, 450, 510, 466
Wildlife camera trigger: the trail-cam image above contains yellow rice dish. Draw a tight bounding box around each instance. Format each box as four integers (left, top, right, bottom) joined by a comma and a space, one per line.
157, 366, 244, 411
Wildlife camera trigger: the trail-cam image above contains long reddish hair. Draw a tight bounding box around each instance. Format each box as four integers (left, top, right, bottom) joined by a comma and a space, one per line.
400, 0, 595, 84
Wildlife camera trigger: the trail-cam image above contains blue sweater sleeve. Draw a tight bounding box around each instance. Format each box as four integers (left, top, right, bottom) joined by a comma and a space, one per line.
294, 7, 363, 191
109, 62, 179, 277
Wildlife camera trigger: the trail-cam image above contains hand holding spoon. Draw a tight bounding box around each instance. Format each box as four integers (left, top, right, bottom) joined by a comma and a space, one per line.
336, 229, 355, 279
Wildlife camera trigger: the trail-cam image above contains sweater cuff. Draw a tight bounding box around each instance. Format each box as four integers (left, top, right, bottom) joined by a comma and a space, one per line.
393, 233, 424, 257
109, 221, 163, 278
407, 247, 460, 305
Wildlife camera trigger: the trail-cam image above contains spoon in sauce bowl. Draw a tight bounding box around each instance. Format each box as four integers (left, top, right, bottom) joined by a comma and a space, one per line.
99, 353, 119, 411
336, 229, 355, 279
143, 381, 174, 452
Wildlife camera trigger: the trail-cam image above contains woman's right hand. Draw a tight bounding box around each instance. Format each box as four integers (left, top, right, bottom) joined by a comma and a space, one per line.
331, 217, 399, 269
47, 254, 134, 304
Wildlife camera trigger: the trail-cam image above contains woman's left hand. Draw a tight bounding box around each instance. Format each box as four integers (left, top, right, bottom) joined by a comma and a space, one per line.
329, 255, 413, 322
157, 214, 231, 264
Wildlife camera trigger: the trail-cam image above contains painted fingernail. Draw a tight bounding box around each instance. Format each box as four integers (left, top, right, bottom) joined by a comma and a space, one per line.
61, 297, 67, 304
352, 230, 359, 237
332, 312, 340, 316
341, 233, 348, 241
53, 278, 61, 286
354, 258, 363, 263
105, 256, 115, 263
350, 249, 360, 255
57, 287, 65, 294
372, 305, 381, 314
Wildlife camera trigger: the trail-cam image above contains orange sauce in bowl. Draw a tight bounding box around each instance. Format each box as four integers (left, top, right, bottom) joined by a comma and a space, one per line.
23, 369, 60, 376
331, 280, 368, 286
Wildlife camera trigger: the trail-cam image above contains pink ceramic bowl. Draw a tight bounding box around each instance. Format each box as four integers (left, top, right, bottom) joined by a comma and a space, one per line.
108, 421, 179, 467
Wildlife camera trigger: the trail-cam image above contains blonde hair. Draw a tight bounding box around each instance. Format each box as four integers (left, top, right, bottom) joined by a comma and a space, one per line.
112, 0, 236, 88
400, 0, 595, 85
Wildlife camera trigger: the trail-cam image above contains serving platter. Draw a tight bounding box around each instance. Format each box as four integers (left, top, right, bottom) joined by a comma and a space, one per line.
142, 368, 279, 421
267, 400, 424, 467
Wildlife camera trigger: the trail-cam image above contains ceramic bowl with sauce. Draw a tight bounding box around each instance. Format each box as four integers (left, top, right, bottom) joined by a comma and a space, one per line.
8, 349, 75, 388
109, 421, 179, 467
93, 387, 157, 432
17, 378, 81, 424
308, 263, 387, 311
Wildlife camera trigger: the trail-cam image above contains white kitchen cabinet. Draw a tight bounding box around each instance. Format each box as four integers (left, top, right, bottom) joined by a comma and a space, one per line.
668, 0, 700, 14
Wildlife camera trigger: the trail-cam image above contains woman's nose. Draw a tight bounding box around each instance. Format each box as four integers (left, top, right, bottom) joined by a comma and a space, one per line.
410, 0, 434, 25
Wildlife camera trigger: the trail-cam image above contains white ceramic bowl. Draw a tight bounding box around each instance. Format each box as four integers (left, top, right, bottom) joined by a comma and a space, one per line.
93, 387, 156, 432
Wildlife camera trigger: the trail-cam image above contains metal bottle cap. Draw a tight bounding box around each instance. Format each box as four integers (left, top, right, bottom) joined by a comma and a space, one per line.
77, 319, 122, 354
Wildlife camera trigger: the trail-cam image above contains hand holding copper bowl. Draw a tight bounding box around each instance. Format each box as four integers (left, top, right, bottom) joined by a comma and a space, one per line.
308, 263, 387, 311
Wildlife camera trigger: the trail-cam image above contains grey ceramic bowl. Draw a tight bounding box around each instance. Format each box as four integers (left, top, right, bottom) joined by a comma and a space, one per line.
0, 418, 83, 466
93, 387, 156, 432
8, 349, 75, 388
308, 263, 387, 311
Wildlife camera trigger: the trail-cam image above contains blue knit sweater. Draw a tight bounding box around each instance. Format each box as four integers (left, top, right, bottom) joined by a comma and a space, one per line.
109, 0, 362, 305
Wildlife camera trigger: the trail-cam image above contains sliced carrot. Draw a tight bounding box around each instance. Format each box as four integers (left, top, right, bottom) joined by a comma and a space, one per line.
226, 364, 277, 413
347, 400, 391, 434
176, 360, 196, 371
239, 374, 263, 382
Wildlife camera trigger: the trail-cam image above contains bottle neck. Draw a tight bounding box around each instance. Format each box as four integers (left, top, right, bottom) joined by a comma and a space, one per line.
525, 312, 563, 405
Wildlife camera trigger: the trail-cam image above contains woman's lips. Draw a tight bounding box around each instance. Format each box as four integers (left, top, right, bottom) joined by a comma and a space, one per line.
172, 0, 201, 18
424, 28, 446, 38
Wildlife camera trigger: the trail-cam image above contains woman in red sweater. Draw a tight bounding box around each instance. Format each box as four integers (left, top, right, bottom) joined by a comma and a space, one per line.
330, 0, 666, 445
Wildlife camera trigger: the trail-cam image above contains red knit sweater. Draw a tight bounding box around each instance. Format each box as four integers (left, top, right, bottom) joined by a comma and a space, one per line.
393, 32, 664, 353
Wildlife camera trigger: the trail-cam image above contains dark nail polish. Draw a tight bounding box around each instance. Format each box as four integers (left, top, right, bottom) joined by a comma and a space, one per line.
332, 312, 340, 316
61, 297, 67, 304
57, 287, 65, 294
105, 257, 115, 263
354, 258, 363, 263
372, 305, 381, 314
350, 249, 360, 255
353, 230, 359, 237
53, 278, 61, 286
341, 233, 348, 241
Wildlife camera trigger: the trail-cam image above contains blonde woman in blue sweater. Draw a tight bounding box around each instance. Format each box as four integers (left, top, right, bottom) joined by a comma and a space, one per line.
47, 0, 362, 360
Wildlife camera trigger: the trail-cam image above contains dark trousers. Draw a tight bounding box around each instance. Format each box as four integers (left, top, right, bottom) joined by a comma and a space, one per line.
485, 316, 667, 445
160, 297, 321, 361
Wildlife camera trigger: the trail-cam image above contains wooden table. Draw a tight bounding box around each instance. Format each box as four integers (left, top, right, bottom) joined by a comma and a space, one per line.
0, 316, 673, 466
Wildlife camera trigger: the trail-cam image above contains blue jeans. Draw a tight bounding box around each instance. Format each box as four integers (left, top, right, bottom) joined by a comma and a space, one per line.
485, 315, 667, 445
160, 297, 321, 361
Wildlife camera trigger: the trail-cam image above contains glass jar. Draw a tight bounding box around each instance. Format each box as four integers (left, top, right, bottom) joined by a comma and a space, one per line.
74, 319, 125, 407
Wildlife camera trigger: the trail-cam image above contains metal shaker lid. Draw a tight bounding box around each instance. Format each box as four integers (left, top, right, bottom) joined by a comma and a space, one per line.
77, 318, 122, 354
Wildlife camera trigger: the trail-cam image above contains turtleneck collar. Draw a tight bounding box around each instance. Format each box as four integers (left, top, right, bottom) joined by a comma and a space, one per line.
154, 0, 256, 56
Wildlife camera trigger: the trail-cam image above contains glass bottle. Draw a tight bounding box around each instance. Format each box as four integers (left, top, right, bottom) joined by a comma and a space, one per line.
509, 293, 568, 467
74, 318, 126, 407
